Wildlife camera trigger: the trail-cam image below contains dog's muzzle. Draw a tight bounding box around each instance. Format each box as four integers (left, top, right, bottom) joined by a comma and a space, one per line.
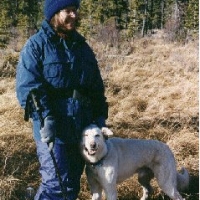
84, 142, 98, 156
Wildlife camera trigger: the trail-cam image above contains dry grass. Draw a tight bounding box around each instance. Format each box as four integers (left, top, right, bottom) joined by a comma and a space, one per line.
0, 31, 198, 199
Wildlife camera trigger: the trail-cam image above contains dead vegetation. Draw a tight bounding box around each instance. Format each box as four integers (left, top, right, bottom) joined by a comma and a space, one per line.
0, 31, 198, 199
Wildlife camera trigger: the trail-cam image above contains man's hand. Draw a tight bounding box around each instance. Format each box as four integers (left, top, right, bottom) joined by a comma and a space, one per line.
40, 116, 56, 150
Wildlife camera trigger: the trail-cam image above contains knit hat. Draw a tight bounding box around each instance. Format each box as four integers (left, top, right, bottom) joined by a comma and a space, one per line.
44, 0, 80, 21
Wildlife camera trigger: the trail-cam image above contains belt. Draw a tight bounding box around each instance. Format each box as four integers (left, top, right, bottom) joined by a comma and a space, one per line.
49, 88, 74, 99
49, 88, 91, 106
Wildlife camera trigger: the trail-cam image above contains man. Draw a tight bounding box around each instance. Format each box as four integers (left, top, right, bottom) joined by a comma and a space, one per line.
16, 0, 108, 199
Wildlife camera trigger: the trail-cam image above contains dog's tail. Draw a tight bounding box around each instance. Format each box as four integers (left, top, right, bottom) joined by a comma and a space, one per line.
177, 167, 189, 192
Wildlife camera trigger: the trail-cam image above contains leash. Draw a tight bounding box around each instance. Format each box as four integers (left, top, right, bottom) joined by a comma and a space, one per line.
48, 147, 68, 200
25, 89, 68, 200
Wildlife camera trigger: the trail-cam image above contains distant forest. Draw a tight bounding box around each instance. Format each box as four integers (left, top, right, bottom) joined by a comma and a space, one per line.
0, 0, 198, 48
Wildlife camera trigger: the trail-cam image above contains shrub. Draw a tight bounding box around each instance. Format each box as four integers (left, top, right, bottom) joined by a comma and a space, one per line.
0, 53, 19, 77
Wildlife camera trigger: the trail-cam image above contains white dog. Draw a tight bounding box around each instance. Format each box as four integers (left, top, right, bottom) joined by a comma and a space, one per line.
80, 124, 189, 200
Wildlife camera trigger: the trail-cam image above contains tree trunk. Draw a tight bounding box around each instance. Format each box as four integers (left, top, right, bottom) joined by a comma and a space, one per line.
161, 0, 165, 29
141, 0, 148, 37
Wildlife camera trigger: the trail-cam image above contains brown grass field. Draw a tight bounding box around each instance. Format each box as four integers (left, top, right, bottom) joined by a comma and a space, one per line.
0, 31, 199, 199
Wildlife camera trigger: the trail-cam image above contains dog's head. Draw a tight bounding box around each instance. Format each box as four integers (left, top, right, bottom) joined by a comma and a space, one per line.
81, 124, 113, 157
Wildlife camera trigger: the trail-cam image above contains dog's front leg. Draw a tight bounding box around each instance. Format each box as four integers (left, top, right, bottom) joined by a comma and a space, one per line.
88, 176, 103, 200
104, 185, 117, 200
101, 164, 118, 200
91, 184, 103, 200
92, 192, 102, 200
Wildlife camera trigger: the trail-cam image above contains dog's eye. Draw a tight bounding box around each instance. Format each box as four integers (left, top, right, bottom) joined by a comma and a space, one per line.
84, 134, 88, 137
95, 134, 100, 137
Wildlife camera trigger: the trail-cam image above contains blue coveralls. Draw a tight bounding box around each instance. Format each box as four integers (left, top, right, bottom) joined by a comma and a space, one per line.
16, 20, 108, 200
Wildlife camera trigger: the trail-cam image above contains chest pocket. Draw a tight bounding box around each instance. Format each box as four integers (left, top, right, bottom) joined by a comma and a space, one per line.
43, 55, 72, 88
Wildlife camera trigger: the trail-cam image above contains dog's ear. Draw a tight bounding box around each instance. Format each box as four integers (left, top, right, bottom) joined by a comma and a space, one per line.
101, 127, 113, 140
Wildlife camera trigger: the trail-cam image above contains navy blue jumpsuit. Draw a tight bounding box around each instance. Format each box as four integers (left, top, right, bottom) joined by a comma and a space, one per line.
16, 20, 108, 200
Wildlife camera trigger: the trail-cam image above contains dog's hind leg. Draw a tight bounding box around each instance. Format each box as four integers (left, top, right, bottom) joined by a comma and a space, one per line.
137, 167, 154, 200
154, 167, 185, 200
158, 178, 185, 200
160, 186, 185, 200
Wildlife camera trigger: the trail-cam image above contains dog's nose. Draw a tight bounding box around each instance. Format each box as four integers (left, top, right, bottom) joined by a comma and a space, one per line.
90, 142, 96, 149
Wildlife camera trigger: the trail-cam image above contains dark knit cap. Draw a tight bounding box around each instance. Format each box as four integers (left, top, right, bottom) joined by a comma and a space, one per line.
44, 0, 80, 21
